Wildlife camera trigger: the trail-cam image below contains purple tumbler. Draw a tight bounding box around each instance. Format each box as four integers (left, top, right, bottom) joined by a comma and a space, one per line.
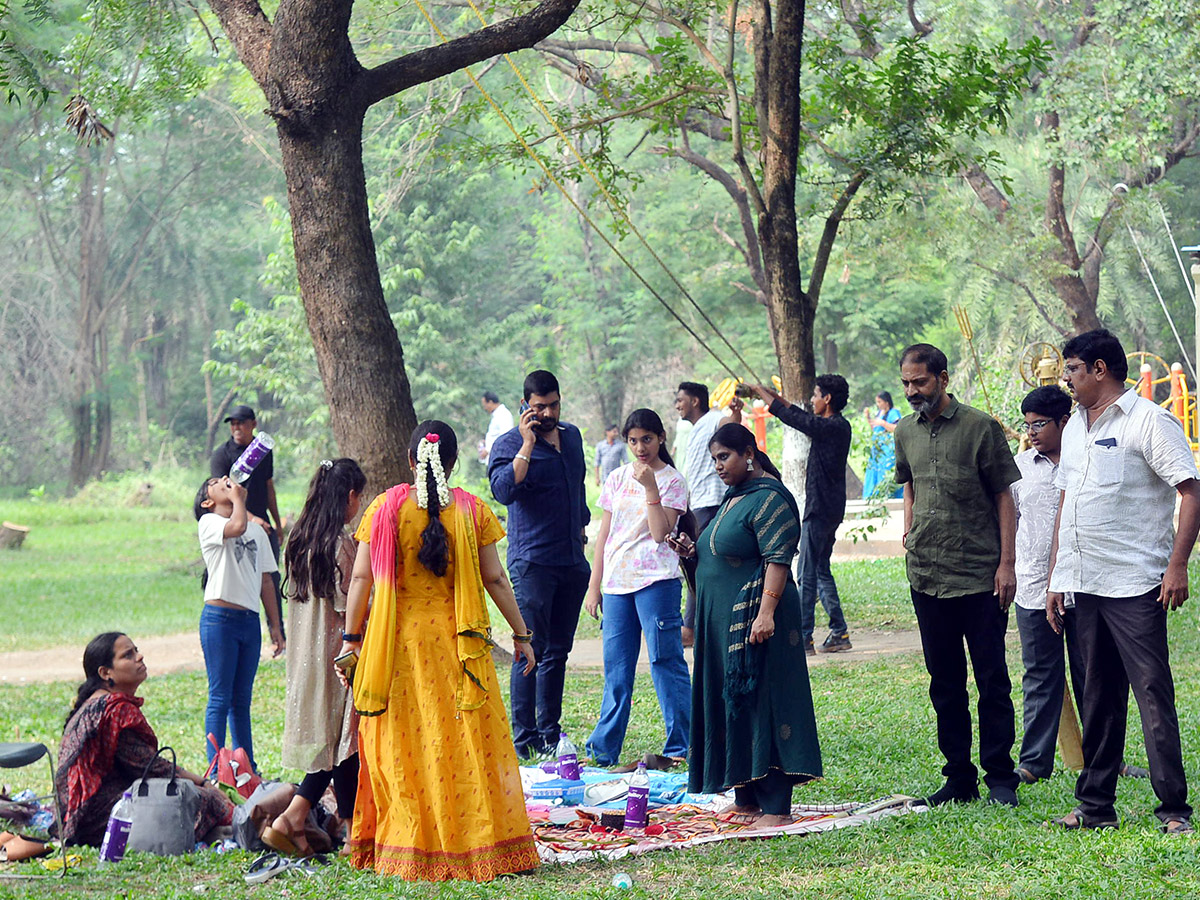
230, 432, 275, 483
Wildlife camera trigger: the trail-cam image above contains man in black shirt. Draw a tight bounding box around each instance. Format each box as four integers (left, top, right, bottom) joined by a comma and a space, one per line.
210, 405, 284, 628
753, 376, 853, 655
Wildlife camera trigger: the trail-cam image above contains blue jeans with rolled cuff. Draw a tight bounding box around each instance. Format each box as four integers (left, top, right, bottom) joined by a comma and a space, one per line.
586, 578, 691, 766
199, 603, 261, 771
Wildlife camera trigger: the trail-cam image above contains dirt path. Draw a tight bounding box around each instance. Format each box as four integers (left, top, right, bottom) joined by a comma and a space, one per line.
0, 629, 923, 684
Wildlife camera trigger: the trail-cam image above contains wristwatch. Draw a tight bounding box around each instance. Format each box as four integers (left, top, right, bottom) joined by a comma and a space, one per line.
341, 632, 363, 642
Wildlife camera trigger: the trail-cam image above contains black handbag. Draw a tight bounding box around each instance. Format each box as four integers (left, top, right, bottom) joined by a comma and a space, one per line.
126, 746, 200, 856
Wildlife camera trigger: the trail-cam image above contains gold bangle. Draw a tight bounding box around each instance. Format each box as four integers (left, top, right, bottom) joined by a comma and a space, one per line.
512, 631, 534, 642
763, 588, 781, 600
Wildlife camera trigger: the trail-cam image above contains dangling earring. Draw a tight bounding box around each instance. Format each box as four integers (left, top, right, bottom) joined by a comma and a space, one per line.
747, 459, 755, 472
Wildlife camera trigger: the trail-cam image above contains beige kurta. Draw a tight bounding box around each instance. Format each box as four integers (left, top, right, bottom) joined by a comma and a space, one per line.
281, 533, 358, 772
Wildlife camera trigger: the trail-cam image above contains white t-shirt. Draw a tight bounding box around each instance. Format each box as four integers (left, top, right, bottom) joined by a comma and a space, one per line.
598, 463, 688, 594
198, 514, 278, 611
485, 404, 514, 453
682, 408, 725, 509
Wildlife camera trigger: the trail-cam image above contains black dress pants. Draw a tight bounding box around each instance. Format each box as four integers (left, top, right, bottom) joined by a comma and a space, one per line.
1073, 588, 1190, 823
911, 589, 1018, 792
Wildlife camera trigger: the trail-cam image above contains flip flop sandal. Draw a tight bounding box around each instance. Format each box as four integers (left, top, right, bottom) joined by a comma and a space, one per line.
1161, 818, 1195, 835
245, 852, 293, 884
0, 836, 51, 862
1046, 809, 1118, 831
290, 855, 331, 877
261, 825, 311, 858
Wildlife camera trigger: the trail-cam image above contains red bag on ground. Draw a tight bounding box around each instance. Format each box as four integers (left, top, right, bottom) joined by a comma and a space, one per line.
203, 733, 262, 800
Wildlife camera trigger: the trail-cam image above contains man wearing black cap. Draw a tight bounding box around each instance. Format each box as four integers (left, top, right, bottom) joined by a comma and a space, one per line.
211, 405, 284, 628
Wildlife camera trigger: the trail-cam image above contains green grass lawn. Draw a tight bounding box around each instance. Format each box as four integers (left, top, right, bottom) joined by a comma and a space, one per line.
4, 491, 1200, 897
0, 491, 912, 651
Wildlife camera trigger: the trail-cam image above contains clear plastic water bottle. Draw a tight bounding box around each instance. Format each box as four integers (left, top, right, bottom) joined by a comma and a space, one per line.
555, 732, 581, 781
229, 432, 275, 484
99, 790, 134, 863
625, 761, 650, 829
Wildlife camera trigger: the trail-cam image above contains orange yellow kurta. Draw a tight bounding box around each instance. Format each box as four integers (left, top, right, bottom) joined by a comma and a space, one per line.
347, 490, 538, 881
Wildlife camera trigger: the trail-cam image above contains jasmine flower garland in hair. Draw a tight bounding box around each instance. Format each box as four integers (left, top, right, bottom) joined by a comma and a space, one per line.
415, 433, 451, 509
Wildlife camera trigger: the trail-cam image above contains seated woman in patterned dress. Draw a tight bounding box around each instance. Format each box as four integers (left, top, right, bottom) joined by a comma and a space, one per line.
55, 632, 233, 847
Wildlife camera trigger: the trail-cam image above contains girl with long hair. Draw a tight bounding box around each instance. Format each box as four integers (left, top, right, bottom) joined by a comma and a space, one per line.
339, 421, 539, 881
584, 408, 691, 767
264, 458, 366, 856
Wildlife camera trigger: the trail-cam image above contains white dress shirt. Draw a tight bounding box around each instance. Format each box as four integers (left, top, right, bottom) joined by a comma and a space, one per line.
484, 403, 514, 454
682, 408, 726, 509
1050, 389, 1198, 597
1013, 448, 1065, 611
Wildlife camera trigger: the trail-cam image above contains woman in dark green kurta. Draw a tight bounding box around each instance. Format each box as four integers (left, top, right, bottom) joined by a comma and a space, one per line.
676, 424, 822, 826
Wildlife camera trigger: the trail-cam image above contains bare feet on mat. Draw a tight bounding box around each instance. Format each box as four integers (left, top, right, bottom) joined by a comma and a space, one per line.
755, 814, 795, 828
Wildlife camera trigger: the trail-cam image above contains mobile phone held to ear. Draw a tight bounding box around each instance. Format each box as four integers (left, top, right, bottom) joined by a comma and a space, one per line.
519, 399, 531, 417
334, 649, 359, 685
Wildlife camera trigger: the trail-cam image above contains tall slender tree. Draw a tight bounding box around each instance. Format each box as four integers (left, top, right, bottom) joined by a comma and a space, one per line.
206, 0, 582, 489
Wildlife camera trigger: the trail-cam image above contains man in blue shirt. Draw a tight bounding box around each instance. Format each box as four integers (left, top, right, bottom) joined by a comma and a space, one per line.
489, 370, 591, 758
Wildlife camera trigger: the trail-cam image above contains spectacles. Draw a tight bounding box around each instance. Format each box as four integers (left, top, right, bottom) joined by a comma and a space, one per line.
1021, 419, 1053, 434
1064, 362, 1089, 375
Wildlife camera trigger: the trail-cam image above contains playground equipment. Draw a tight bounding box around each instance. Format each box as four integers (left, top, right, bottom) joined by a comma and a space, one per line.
1127, 351, 1198, 449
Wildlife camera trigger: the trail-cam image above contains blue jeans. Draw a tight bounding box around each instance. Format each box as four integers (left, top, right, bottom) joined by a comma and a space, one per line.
508, 560, 590, 756
586, 579, 691, 766
199, 604, 261, 770
797, 517, 847, 642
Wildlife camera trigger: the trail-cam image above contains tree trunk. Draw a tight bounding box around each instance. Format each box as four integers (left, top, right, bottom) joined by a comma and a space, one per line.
277, 113, 417, 494
69, 153, 113, 489
754, 0, 812, 509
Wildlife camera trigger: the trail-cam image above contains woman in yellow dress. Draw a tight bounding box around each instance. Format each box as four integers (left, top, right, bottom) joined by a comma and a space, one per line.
339, 420, 539, 881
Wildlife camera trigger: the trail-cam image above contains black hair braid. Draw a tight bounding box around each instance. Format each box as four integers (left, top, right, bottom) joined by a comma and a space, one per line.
416, 455, 450, 576
409, 421, 458, 577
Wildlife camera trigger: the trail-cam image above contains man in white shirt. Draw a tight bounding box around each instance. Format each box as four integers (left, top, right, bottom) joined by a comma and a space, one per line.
674, 381, 725, 645
482, 391, 514, 459
1047, 329, 1200, 834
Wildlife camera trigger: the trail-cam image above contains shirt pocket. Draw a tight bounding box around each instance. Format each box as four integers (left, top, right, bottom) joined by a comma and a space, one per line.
1087, 445, 1125, 486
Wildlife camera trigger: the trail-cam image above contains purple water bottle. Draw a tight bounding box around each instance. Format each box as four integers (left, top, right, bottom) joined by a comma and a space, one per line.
555, 732, 581, 781
229, 432, 275, 484
99, 790, 134, 863
625, 762, 649, 829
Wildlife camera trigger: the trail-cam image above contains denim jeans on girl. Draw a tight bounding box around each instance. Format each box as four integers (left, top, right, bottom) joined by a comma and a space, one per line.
199, 604, 261, 770
586, 578, 691, 766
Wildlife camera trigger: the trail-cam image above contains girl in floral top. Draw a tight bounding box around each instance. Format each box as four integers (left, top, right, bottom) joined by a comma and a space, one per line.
584, 408, 691, 767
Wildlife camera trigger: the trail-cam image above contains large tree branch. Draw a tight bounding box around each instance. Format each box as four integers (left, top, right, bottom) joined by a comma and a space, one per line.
971, 261, 1069, 337
962, 163, 1010, 221
838, 0, 881, 58
536, 37, 656, 61
205, 0, 274, 88
807, 169, 866, 300
665, 137, 766, 293
906, 0, 932, 36
357, 0, 582, 108
1084, 115, 1200, 267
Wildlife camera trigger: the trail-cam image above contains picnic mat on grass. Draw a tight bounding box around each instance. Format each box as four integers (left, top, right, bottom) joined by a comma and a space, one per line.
529, 795, 921, 863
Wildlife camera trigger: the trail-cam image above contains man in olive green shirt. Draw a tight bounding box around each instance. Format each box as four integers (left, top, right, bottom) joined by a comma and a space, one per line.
894, 343, 1021, 808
